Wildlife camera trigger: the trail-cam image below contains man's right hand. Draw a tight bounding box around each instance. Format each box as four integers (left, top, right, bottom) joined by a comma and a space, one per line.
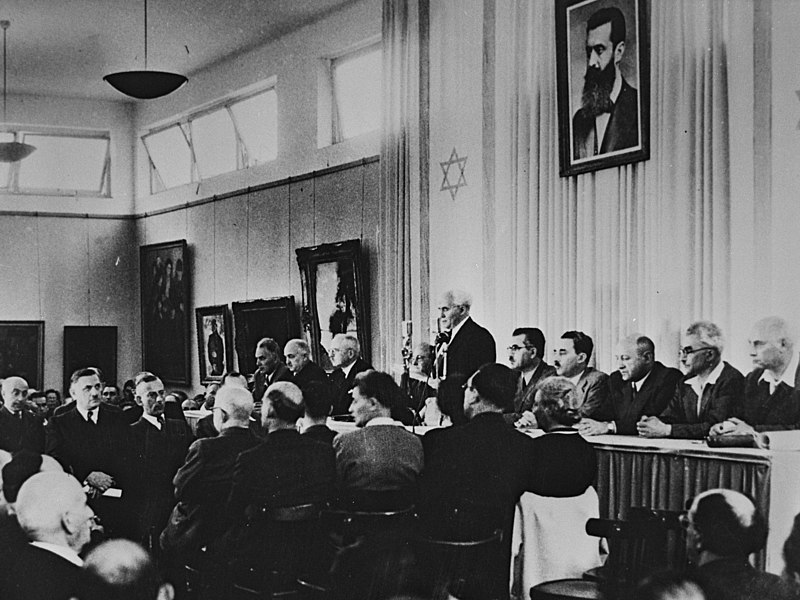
85, 471, 115, 492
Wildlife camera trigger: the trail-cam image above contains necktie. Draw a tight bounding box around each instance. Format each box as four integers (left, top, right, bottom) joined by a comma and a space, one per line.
87, 408, 95, 425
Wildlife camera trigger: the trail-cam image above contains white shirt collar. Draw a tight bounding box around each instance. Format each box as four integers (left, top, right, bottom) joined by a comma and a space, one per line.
760, 351, 800, 389
685, 359, 725, 397
75, 404, 98, 424
365, 417, 402, 427
449, 316, 469, 341
568, 369, 585, 387
341, 361, 356, 379
632, 368, 652, 392
30, 541, 83, 567
142, 413, 162, 430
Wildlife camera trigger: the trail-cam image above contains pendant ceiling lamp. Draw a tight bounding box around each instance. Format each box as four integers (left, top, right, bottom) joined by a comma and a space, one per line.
103, 0, 187, 100
0, 20, 35, 163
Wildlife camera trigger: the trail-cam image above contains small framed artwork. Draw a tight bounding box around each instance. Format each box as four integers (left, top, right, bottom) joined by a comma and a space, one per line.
63, 326, 117, 393
195, 305, 233, 384
0, 321, 44, 389
140, 239, 190, 384
295, 239, 369, 370
556, 0, 649, 176
232, 297, 300, 377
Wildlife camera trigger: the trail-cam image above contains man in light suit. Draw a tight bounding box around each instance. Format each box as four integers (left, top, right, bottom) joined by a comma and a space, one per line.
579, 334, 682, 435
328, 333, 372, 415
0, 376, 45, 453
638, 321, 743, 439
552, 331, 608, 418
435, 289, 496, 380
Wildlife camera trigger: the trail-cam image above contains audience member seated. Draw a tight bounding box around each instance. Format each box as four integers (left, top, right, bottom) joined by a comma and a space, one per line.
27, 390, 50, 423
44, 389, 63, 418
73, 539, 175, 600
0, 375, 45, 453
580, 334, 682, 435
101, 384, 121, 407
685, 488, 794, 600
418, 363, 537, 600
636, 571, 707, 600
401, 342, 437, 421
434, 289, 496, 381
783, 512, 800, 591
329, 333, 373, 415
252, 337, 294, 406
160, 385, 260, 566
712, 316, 800, 437
285, 338, 328, 390
505, 327, 556, 425
511, 377, 600, 593
1, 472, 96, 600
638, 321, 743, 439
552, 330, 608, 418
163, 390, 188, 422
194, 382, 222, 439
333, 370, 423, 510
120, 379, 138, 412
301, 380, 337, 444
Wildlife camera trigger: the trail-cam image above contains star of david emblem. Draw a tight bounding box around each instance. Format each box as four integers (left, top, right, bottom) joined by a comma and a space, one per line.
440, 147, 467, 201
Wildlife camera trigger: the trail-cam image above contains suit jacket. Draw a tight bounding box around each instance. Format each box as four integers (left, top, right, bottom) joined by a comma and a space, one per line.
575, 367, 610, 419
292, 360, 329, 391
302, 424, 337, 445
595, 362, 683, 434
329, 357, 372, 415
126, 417, 193, 547
659, 362, 744, 439
529, 429, 597, 497
0, 406, 45, 453
505, 361, 557, 423
52, 402, 76, 417
1, 543, 81, 600
572, 77, 639, 159
738, 366, 800, 431
253, 362, 294, 404
443, 317, 497, 380
694, 556, 795, 600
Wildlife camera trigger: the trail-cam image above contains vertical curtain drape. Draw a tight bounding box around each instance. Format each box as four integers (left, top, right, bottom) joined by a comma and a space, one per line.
491, 0, 733, 371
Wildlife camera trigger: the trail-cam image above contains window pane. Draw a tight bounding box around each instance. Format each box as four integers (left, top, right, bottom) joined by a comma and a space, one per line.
230, 90, 278, 164
333, 48, 382, 140
0, 133, 12, 188
18, 135, 108, 193
143, 126, 192, 190
191, 109, 237, 179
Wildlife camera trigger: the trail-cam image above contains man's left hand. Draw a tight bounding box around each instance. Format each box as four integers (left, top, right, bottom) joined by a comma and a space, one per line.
578, 418, 611, 436
637, 416, 671, 438
718, 417, 756, 436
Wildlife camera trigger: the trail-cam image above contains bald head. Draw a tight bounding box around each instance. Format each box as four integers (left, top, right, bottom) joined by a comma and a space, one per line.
79, 539, 172, 600
688, 489, 766, 559
330, 334, 360, 369
749, 316, 796, 373
1, 376, 29, 414
615, 334, 655, 382
284, 339, 311, 374
214, 385, 253, 429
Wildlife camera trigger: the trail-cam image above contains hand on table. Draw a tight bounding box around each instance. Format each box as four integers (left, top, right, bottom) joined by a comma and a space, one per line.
578, 418, 611, 436
636, 416, 671, 438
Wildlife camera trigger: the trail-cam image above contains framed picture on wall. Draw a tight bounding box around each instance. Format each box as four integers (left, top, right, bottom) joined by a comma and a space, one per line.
63, 326, 117, 393
295, 239, 369, 370
0, 321, 44, 389
556, 0, 649, 176
195, 305, 233, 384
140, 240, 190, 385
232, 297, 300, 378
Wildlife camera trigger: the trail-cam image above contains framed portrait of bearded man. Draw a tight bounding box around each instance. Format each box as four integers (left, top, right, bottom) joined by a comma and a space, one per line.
556, 0, 649, 176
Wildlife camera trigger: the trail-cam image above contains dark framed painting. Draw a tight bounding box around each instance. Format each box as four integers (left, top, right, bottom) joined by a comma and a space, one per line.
556, 0, 649, 176
232, 297, 300, 377
63, 326, 117, 393
295, 239, 369, 369
140, 239, 190, 384
0, 321, 44, 389
195, 305, 233, 384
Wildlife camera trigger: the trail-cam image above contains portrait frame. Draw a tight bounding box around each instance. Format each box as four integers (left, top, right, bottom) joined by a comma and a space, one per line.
232, 297, 300, 377
556, 0, 649, 176
0, 321, 44, 390
195, 305, 233, 384
295, 239, 369, 369
139, 239, 190, 385
63, 326, 117, 394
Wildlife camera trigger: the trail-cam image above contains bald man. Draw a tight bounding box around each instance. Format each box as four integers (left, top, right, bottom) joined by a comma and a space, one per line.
284, 339, 328, 390
1, 472, 95, 600
0, 376, 45, 453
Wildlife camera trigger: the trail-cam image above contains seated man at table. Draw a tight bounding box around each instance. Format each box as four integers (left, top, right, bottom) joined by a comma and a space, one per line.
552, 331, 608, 418
686, 489, 794, 600
504, 327, 556, 425
712, 316, 800, 437
333, 370, 423, 510
637, 321, 743, 439
579, 334, 682, 435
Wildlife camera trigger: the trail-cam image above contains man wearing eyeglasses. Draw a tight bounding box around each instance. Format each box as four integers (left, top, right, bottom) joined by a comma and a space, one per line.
637, 321, 743, 439
505, 327, 556, 425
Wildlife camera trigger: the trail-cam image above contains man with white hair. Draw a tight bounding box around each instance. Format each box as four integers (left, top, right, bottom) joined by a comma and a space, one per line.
435, 289, 496, 380
1, 471, 95, 600
329, 333, 373, 415
0, 375, 45, 453
284, 339, 328, 390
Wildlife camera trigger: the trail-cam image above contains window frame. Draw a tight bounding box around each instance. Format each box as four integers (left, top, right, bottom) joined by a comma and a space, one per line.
329, 41, 382, 144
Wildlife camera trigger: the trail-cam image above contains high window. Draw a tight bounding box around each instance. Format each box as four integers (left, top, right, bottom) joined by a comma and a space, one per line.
330, 43, 382, 143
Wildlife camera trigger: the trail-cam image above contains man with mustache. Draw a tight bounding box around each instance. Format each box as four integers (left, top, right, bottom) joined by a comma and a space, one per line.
572, 6, 639, 159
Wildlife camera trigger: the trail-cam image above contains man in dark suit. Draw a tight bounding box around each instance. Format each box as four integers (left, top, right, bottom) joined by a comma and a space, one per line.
505, 327, 556, 425
400, 342, 437, 421
2, 471, 95, 600
284, 338, 328, 390
0, 376, 45, 453
252, 337, 294, 404
301, 380, 337, 445
160, 385, 260, 564
712, 316, 800, 436
328, 333, 372, 415
45, 367, 130, 537
553, 331, 609, 418
435, 289, 496, 380
638, 321, 743, 439
127, 373, 193, 554
579, 334, 682, 435
419, 363, 537, 600
572, 6, 640, 159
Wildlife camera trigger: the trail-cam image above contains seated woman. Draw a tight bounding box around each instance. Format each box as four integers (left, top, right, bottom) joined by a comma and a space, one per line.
512, 376, 601, 594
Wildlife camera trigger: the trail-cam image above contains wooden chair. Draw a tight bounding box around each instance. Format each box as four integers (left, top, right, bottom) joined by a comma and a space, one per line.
322, 503, 416, 549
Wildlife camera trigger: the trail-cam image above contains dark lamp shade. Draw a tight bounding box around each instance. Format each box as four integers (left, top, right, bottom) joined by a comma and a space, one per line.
103, 70, 187, 100
0, 141, 36, 163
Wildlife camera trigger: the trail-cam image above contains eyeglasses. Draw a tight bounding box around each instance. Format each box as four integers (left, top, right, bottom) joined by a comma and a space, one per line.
507, 345, 533, 353
679, 346, 714, 357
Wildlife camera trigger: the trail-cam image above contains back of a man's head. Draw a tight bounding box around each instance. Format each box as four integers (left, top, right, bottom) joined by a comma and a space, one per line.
353, 370, 402, 411
15, 472, 85, 544
303, 380, 334, 419
2, 451, 63, 505
470, 363, 517, 412
264, 381, 305, 425
215, 385, 254, 426
690, 489, 766, 558
76, 539, 173, 600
